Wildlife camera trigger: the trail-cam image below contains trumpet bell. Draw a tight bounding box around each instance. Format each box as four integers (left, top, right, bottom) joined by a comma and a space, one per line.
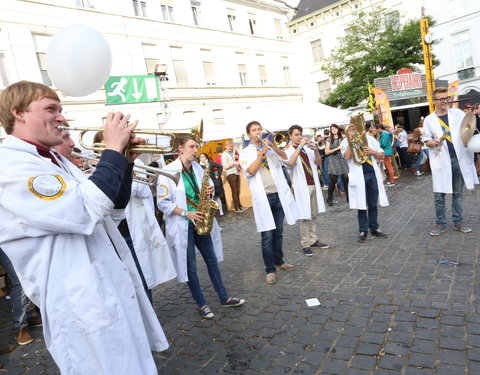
273, 131, 289, 149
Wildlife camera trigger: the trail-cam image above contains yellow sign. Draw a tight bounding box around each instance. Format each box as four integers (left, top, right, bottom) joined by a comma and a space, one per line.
374, 88, 394, 127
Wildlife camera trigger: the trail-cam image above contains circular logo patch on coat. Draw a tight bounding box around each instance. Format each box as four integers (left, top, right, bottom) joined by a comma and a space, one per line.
28, 175, 67, 200
157, 184, 170, 199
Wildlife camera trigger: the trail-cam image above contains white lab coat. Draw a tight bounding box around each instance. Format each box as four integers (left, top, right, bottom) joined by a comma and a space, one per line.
0, 136, 167, 375
423, 108, 478, 193
125, 181, 177, 289
156, 158, 223, 283
239, 144, 298, 232
284, 144, 326, 219
340, 135, 389, 210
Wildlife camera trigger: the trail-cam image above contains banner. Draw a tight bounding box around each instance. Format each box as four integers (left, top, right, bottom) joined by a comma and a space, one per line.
448, 80, 459, 109
374, 87, 394, 127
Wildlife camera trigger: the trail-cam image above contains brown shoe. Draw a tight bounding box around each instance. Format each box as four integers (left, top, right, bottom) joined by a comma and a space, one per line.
28, 316, 43, 328
266, 273, 277, 284
16, 327, 33, 345
0, 343, 16, 355
276, 263, 296, 271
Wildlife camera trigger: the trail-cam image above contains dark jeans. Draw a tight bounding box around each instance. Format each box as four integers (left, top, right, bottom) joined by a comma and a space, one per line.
124, 235, 153, 304
0, 248, 31, 330
434, 157, 464, 226
226, 173, 241, 210
186, 222, 229, 307
322, 156, 330, 185
399, 147, 411, 168
260, 193, 285, 274
357, 171, 379, 233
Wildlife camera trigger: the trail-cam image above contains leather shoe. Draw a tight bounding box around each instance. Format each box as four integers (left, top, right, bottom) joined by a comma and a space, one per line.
16, 327, 33, 345
276, 263, 295, 271
266, 273, 277, 284
28, 316, 43, 328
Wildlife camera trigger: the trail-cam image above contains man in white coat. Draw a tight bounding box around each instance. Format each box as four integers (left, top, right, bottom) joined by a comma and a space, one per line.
341, 122, 389, 243
422, 87, 478, 236
285, 125, 328, 256
240, 121, 298, 284
0, 81, 168, 375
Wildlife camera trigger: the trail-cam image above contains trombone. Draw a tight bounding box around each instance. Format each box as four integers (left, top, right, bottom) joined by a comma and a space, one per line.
60, 120, 203, 154
256, 128, 289, 164
71, 152, 181, 185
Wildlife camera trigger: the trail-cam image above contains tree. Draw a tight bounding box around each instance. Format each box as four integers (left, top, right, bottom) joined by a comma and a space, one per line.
321, 8, 438, 109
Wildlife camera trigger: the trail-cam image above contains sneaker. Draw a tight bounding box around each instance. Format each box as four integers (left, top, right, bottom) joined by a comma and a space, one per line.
16, 327, 33, 345
266, 273, 277, 284
302, 248, 313, 257
430, 224, 446, 236
239, 207, 248, 212
27, 316, 43, 328
385, 182, 395, 186
310, 240, 329, 249
276, 263, 296, 271
358, 232, 367, 243
199, 305, 214, 319
394, 175, 400, 179
453, 223, 472, 233
322, 186, 328, 191
371, 230, 387, 238
221, 297, 245, 307
415, 171, 423, 176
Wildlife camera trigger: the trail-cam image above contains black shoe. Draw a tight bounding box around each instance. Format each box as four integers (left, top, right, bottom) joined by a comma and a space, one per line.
327, 200, 334, 207
358, 232, 367, 243
310, 240, 329, 249
221, 297, 246, 307
302, 248, 314, 257
371, 230, 387, 238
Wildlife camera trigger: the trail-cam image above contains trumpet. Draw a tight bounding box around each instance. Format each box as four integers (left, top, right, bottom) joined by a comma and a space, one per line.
60, 120, 203, 154
71, 152, 180, 185
261, 128, 289, 149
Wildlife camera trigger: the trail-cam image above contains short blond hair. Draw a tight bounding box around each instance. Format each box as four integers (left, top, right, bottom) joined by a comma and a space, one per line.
0, 81, 59, 134
432, 87, 448, 98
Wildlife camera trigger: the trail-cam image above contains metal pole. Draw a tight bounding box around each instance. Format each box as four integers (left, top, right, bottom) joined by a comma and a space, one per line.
420, 17, 435, 113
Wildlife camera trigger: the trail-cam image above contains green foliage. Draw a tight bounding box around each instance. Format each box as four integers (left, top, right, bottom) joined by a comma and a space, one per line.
321, 8, 437, 109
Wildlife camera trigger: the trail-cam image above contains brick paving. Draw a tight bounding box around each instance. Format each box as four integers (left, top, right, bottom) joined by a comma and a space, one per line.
1, 169, 480, 374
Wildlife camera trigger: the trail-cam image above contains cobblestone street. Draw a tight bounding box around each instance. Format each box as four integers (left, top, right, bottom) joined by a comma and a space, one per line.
1, 170, 480, 374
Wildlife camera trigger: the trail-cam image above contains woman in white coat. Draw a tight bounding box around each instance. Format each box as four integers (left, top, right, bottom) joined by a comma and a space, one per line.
157, 136, 245, 319
341, 124, 389, 243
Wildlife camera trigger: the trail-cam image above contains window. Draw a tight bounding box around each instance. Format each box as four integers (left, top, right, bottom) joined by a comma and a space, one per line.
258, 65, 267, 86
32, 34, 52, 86
161, 1, 174, 21
76, 0, 92, 7
0, 52, 10, 87
191, 1, 200, 25
311, 39, 324, 63
248, 14, 256, 35
173, 60, 188, 86
274, 19, 283, 39
203, 62, 216, 85
132, 0, 147, 17
227, 10, 236, 31
317, 80, 331, 101
453, 30, 473, 70
283, 66, 291, 86
213, 109, 226, 125
386, 11, 400, 31
142, 43, 159, 75
238, 64, 247, 86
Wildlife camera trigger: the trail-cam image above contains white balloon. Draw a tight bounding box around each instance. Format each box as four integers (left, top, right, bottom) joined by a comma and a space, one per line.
47, 24, 112, 97
467, 134, 480, 153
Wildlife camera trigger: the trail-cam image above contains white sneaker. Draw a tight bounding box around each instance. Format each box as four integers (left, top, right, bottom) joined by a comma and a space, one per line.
415, 171, 423, 176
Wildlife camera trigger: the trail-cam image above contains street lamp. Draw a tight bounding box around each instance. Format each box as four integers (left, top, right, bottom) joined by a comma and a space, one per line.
420, 10, 435, 113
154, 64, 170, 126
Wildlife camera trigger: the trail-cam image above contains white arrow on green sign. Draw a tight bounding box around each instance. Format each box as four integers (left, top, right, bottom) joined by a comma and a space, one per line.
104, 75, 160, 105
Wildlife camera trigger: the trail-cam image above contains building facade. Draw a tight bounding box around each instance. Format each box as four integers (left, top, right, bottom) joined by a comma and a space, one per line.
0, 0, 302, 136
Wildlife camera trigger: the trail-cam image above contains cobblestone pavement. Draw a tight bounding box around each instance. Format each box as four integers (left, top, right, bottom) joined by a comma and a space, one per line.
1, 169, 480, 374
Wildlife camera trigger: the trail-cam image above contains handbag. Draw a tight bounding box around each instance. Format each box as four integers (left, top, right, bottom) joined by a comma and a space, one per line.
407, 141, 422, 153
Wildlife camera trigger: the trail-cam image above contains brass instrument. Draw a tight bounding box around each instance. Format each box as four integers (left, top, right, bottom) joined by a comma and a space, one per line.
194, 158, 218, 236
345, 114, 370, 165
60, 120, 203, 154
71, 152, 180, 185
261, 128, 289, 149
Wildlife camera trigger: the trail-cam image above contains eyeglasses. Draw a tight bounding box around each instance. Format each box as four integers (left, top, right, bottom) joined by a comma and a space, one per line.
433, 96, 451, 102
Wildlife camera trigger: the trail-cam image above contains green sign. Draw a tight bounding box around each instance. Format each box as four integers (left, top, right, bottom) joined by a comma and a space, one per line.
104, 75, 160, 105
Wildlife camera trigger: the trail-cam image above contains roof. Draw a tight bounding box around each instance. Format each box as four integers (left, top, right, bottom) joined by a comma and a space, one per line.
291, 0, 340, 21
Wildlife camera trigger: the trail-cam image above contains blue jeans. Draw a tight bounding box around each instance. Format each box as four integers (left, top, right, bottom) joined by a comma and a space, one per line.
434, 157, 464, 226
322, 156, 330, 185
124, 235, 153, 304
261, 193, 285, 274
0, 248, 30, 330
415, 149, 429, 173
357, 171, 379, 233
186, 222, 229, 307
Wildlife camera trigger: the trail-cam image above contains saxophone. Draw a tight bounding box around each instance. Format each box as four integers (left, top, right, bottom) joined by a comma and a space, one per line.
195, 158, 219, 236
345, 113, 370, 165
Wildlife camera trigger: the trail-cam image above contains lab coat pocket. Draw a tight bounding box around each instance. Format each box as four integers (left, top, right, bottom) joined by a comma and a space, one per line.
64, 262, 121, 335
